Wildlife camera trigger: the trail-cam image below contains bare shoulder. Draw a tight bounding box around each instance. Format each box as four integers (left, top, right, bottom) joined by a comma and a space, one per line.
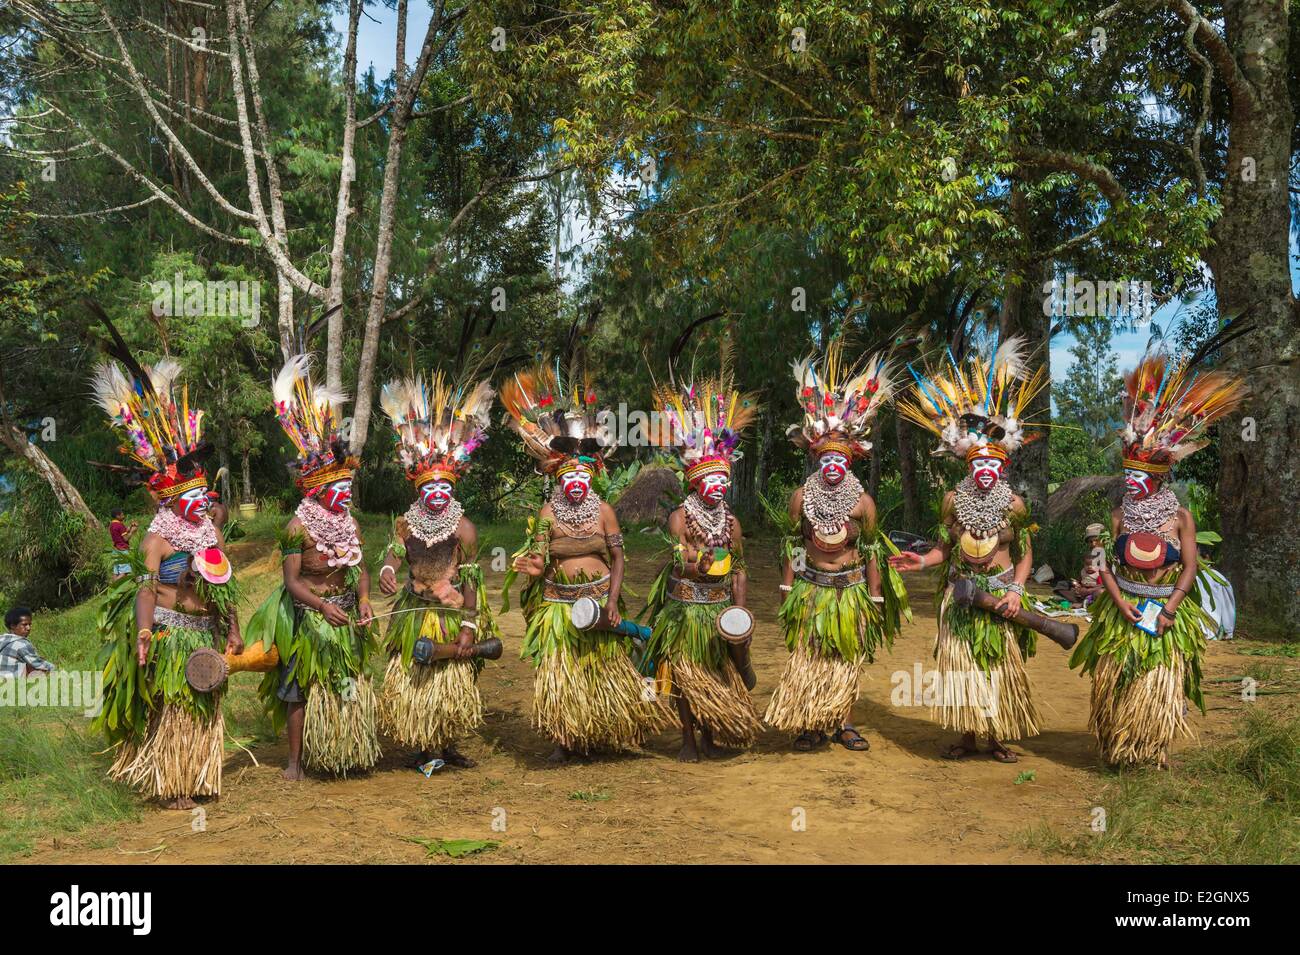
666, 507, 686, 534
394, 516, 410, 538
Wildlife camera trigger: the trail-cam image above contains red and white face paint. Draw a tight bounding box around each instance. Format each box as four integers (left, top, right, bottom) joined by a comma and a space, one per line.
969, 456, 1004, 491
172, 485, 210, 524
420, 479, 454, 513
560, 467, 592, 504
695, 472, 730, 504
319, 478, 353, 514
1124, 468, 1156, 500
819, 453, 849, 486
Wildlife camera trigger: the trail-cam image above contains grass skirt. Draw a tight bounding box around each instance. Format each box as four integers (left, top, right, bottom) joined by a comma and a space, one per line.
522, 594, 674, 752
933, 584, 1039, 740
249, 584, 379, 775
103, 624, 225, 800
1069, 571, 1208, 767
378, 589, 484, 751
645, 596, 760, 747
764, 576, 891, 733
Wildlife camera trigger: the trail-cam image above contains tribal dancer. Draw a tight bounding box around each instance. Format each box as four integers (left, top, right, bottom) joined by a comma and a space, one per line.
501, 361, 673, 763
248, 354, 378, 779
891, 337, 1045, 763
375, 370, 499, 770
765, 341, 911, 752
1069, 339, 1248, 768
90, 331, 241, 808
642, 361, 762, 762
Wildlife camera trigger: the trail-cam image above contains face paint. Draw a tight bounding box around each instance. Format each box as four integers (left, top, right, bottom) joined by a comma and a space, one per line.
420, 480, 454, 513
320, 479, 353, 513
819, 453, 849, 486
696, 472, 730, 504
561, 467, 592, 504
969, 456, 1004, 491
1124, 468, 1155, 500
173, 485, 210, 523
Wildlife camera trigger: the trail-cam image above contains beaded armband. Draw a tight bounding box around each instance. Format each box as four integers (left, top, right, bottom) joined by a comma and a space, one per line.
605, 533, 625, 549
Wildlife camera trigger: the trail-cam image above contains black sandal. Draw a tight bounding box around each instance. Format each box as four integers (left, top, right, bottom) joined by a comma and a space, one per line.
832, 727, 870, 751
792, 731, 828, 752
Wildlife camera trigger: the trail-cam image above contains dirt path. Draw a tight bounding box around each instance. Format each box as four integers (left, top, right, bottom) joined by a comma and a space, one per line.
28, 560, 1256, 865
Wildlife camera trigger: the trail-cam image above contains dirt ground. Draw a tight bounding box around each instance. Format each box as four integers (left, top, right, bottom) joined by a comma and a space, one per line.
27, 556, 1259, 865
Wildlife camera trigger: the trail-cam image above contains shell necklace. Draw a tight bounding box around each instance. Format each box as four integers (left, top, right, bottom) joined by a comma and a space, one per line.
1122, 486, 1180, 534
802, 470, 863, 537
684, 492, 731, 547
953, 476, 1012, 538
549, 485, 601, 537
404, 499, 463, 546
296, 497, 363, 568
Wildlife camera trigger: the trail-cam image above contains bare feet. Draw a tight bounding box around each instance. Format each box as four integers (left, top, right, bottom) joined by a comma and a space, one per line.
677, 733, 700, 763
699, 729, 728, 760
942, 731, 979, 760
162, 795, 197, 810
442, 745, 477, 769
282, 762, 306, 781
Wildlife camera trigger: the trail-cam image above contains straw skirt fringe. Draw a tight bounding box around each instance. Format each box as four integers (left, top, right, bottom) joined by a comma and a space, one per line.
1089, 652, 1190, 766
108, 699, 224, 800
932, 589, 1039, 740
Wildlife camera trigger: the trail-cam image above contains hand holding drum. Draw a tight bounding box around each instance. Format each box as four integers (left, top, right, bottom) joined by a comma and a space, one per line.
717, 605, 757, 690
185, 641, 281, 693
570, 596, 652, 641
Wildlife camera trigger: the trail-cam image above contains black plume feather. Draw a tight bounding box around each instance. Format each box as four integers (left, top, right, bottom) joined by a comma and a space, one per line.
668, 310, 725, 380
1185, 303, 1257, 369
86, 299, 154, 397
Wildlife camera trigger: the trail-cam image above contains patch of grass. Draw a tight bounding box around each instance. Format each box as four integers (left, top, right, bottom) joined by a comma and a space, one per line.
405, 836, 499, 859
1025, 710, 1300, 864
0, 711, 140, 861
1014, 770, 1036, 785
568, 789, 611, 802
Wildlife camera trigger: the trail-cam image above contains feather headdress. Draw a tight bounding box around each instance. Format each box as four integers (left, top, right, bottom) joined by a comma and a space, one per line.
897, 334, 1046, 461
652, 373, 759, 484
786, 337, 897, 459
88, 304, 210, 499
380, 370, 494, 486
1119, 332, 1249, 474
271, 353, 358, 492
499, 359, 613, 475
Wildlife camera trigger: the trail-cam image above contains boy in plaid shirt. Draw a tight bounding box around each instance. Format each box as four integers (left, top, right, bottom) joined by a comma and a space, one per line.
0, 606, 53, 678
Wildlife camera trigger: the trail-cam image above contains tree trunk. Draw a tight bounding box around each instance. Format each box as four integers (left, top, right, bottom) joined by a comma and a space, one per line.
1000, 183, 1052, 517
897, 414, 920, 534
0, 424, 101, 531
241, 448, 252, 504
1209, 0, 1299, 621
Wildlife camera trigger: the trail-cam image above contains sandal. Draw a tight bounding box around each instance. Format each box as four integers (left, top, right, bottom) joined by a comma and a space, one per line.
942, 743, 976, 760
832, 727, 870, 751
792, 731, 828, 752
989, 745, 1019, 764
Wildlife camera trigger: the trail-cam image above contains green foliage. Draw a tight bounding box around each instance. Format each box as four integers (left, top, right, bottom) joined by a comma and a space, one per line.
1035, 490, 1111, 579
405, 836, 500, 859
0, 466, 110, 610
